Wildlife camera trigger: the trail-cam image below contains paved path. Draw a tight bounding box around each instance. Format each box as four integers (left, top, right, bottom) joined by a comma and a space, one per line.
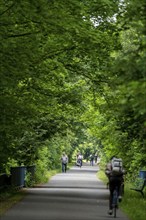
1, 163, 129, 220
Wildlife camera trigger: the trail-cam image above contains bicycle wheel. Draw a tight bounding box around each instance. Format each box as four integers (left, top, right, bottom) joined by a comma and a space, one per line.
113, 205, 117, 218
112, 188, 118, 218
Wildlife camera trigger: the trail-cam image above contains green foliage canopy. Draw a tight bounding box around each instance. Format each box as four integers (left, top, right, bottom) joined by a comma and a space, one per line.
0, 0, 145, 176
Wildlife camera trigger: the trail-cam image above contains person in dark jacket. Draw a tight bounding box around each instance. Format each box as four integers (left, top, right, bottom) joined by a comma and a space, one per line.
105, 156, 125, 215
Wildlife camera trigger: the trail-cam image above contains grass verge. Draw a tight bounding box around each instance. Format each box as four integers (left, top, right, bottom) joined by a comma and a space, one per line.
97, 169, 146, 220
120, 183, 146, 220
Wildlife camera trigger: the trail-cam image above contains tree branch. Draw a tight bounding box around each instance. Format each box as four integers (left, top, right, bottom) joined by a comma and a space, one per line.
5, 31, 40, 38
0, 3, 15, 16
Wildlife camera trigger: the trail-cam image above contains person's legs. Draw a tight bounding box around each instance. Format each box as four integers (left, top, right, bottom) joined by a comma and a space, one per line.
91, 160, 93, 166
64, 163, 67, 172
109, 183, 114, 213
108, 177, 123, 214
108, 179, 117, 214
62, 163, 65, 172
117, 180, 123, 202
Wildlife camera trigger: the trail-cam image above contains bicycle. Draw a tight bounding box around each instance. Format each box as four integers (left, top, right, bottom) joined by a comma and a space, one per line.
76, 159, 82, 168
112, 186, 119, 218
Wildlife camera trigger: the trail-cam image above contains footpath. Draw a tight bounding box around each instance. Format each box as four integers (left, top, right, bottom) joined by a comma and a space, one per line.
0, 163, 130, 220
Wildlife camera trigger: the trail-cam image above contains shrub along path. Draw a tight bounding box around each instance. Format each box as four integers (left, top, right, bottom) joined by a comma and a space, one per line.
1, 163, 130, 220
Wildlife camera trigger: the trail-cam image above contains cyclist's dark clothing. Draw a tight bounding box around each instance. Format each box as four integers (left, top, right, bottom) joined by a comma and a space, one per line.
105, 161, 124, 210
109, 175, 123, 209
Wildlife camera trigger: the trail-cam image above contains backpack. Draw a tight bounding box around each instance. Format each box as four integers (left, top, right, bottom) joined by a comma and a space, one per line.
111, 157, 123, 175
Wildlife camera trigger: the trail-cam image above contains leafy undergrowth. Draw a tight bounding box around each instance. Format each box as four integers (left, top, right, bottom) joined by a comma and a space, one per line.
97, 170, 146, 220
120, 184, 146, 220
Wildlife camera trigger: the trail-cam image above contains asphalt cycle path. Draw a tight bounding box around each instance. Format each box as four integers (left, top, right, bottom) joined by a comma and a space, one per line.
1, 163, 130, 220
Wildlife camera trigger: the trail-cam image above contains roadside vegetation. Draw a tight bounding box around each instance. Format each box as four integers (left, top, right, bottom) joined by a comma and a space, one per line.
0, 163, 75, 215
0, 169, 59, 216
0, 0, 145, 218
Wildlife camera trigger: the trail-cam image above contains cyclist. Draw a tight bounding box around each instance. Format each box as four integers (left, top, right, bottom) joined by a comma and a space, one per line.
77, 152, 83, 167
105, 156, 125, 215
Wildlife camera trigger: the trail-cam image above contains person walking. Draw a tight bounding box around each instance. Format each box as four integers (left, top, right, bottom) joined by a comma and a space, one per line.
61, 152, 68, 173
89, 154, 94, 166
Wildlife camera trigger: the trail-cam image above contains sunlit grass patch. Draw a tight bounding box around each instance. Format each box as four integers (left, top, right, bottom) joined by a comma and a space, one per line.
120, 183, 146, 220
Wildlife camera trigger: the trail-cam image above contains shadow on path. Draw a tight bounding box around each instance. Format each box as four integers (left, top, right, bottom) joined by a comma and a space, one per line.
1, 163, 130, 220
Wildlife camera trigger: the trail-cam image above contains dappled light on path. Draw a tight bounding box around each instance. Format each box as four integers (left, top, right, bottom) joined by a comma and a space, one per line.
1, 163, 129, 220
